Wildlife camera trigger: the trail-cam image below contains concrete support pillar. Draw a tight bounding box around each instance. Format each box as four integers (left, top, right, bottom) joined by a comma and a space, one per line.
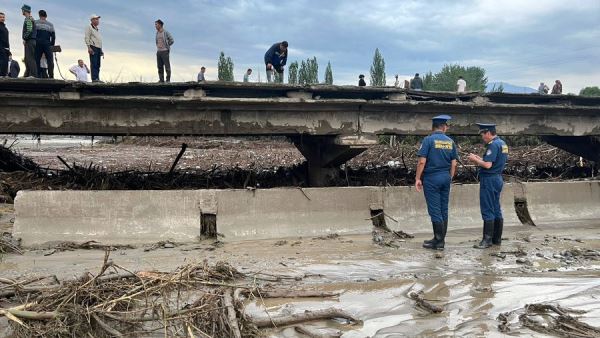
291, 134, 378, 186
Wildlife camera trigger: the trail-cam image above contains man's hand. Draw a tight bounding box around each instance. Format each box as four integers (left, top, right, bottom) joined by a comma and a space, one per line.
88, 47, 94, 55
415, 179, 423, 192
266, 63, 272, 70
467, 153, 481, 163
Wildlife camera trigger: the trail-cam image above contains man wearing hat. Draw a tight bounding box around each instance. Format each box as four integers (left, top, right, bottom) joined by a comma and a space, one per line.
415, 115, 458, 250
468, 123, 509, 249
358, 74, 366, 86
21, 4, 37, 77
85, 14, 103, 82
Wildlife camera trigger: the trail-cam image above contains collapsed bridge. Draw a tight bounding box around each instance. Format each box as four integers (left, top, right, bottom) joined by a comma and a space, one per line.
1, 79, 599, 185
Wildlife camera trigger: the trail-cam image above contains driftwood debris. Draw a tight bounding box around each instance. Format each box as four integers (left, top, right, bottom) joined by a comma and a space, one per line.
252, 308, 362, 328
409, 291, 443, 313
294, 325, 343, 338
497, 303, 600, 337
244, 288, 340, 299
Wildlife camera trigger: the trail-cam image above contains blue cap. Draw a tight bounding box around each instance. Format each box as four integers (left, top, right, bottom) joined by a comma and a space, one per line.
21, 4, 31, 12
432, 115, 452, 124
476, 123, 496, 133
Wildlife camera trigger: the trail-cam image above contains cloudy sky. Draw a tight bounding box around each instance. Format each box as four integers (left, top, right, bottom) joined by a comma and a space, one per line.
2, 0, 599, 93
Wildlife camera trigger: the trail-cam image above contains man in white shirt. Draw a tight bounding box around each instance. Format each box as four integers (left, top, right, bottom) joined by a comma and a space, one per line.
456, 76, 467, 93
69, 59, 89, 82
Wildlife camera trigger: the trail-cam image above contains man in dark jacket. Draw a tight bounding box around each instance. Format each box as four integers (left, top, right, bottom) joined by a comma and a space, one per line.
264, 41, 287, 83
35, 9, 55, 78
8, 52, 20, 78
0, 12, 9, 77
410, 73, 423, 90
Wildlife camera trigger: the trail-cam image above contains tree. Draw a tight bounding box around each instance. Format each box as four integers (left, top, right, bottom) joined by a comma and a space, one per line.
324, 61, 333, 85
422, 64, 487, 92
217, 51, 234, 81
298, 57, 319, 85
369, 48, 386, 86
288, 61, 299, 84
579, 86, 600, 97
488, 82, 505, 93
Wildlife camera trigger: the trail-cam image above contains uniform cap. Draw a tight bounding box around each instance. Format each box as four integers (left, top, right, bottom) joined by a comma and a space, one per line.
90, 14, 101, 20
21, 4, 31, 12
432, 114, 452, 124
476, 123, 496, 133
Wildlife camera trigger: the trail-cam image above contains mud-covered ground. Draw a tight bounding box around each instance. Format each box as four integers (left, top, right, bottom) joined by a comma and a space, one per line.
1, 220, 599, 337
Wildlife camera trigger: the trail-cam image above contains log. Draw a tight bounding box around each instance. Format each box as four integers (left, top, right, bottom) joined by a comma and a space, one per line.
0, 309, 57, 320
252, 308, 361, 328
247, 289, 340, 299
92, 313, 124, 337
223, 289, 242, 338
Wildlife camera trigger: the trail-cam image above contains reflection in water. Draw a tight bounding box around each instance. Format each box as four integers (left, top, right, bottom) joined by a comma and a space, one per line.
258, 275, 600, 337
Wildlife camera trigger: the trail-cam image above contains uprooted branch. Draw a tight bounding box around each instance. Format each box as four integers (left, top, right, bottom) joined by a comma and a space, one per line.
251, 308, 362, 328
409, 291, 444, 313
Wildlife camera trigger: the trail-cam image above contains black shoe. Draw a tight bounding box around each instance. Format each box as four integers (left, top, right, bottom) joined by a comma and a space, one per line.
423, 222, 445, 250
474, 220, 494, 249
492, 218, 504, 245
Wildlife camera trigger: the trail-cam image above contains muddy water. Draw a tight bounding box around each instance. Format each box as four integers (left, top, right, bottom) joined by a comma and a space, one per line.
1, 222, 599, 337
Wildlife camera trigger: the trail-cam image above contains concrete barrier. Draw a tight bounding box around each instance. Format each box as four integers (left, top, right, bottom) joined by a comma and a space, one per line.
216, 187, 377, 240
523, 181, 600, 225
382, 183, 520, 234
12, 181, 599, 246
13, 190, 216, 245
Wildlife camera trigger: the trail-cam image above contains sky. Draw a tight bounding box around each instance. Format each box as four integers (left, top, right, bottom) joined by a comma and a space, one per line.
1, 0, 599, 93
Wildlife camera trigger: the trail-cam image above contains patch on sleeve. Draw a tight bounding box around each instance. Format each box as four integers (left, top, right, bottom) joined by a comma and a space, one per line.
502, 145, 509, 154
486, 149, 492, 156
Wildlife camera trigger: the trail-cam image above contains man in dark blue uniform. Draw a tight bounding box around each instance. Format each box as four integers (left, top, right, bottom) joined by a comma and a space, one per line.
468, 123, 509, 249
415, 115, 458, 250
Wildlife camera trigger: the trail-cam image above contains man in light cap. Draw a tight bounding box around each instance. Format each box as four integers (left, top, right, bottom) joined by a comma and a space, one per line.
468, 123, 509, 249
85, 14, 103, 82
415, 115, 458, 250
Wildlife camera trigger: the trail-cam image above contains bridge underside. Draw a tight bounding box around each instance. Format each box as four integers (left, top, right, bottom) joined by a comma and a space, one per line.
1, 79, 599, 185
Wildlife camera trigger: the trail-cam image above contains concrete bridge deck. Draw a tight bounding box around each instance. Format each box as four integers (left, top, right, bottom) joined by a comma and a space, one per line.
1, 79, 599, 185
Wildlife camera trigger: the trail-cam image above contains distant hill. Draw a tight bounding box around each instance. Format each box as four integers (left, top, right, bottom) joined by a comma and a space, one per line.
486, 82, 537, 94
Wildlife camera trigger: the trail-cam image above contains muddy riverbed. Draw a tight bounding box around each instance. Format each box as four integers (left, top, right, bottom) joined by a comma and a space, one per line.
1, 219, 599, 337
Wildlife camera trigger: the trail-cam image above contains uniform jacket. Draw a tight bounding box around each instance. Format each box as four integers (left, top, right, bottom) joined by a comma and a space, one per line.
479, 137, 508, 175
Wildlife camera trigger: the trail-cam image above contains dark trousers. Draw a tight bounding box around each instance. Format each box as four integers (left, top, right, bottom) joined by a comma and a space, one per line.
423, 172, 451, 223
23, 39, 37, 77
479, 175, 504, 221
156, 50, 171, 82
89, 46, 102, 81
0, 49, 8, 77
35, 41, 54, 78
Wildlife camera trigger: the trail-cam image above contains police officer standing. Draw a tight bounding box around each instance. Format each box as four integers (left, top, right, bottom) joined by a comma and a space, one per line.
467, 123, 509, 249
415, 115, 458, 250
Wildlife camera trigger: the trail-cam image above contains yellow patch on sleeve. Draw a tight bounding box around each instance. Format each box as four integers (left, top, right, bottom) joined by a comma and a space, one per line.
502, 145, 509, 154
434, 140, 453, 150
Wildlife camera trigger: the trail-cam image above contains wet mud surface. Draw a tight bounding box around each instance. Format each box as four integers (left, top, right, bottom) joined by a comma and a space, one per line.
1, 222, 599, 337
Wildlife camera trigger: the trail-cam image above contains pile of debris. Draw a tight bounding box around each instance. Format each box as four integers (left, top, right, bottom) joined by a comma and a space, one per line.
0, 253, 361, 337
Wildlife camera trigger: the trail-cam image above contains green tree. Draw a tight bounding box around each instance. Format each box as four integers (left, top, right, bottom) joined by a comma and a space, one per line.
422, 64, 487, 92
324, 61, 333, 85
288, 61, 299, 84
217, 51, 234, 81
488, 82, 505, 93
369, 48, 386, 86
579, 86, 600, 97
298, 57, 319, 85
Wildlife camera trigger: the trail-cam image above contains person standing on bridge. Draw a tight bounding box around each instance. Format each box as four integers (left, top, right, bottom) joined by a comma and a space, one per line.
551, 80, 562, 95
415, 115, 458, 250
21, 4, 37, 78
85, 14, 103, 82
456, 76, 467, 93
467, 123, 509, 249
264, 41, 287, 83
34, 9, 55, 79
155, 19, 174, 83
538, 82, 549, 94
358, 74, 366, 86
0, 12, 9, 77
410, 73, 423, 90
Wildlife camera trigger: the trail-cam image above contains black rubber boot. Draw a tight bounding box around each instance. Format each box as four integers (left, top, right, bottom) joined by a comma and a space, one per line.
492, 218, 504, 245
474, 220, 494, 249
423, 222, 437, 245
423, 222, 445, 250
